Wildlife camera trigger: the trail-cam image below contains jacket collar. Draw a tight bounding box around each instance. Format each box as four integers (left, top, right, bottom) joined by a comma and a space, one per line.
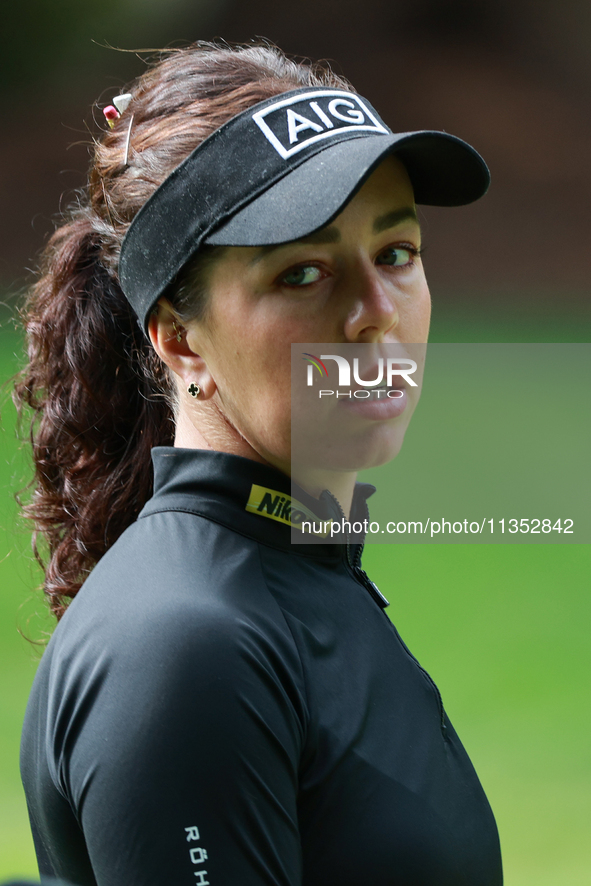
139, 447, 375, 560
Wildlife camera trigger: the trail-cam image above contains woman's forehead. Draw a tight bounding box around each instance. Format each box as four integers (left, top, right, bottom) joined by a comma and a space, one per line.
247, 163, 419, 261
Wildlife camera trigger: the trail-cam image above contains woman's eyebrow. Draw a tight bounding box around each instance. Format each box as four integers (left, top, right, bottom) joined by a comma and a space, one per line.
248, 207, 418, 266
249, 226, 341, 265
373, 207, 419, 233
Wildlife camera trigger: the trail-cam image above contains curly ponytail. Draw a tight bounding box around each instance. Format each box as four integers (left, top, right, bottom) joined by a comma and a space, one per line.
14, 42, 353, 619
16, 216, 171, 619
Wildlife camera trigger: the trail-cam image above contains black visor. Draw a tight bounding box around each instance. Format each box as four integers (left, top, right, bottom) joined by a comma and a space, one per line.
118, 87, 490, 330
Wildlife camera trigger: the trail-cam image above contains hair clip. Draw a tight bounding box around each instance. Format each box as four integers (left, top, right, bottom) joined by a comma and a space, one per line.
102, 94, 133, 129
103, 106, 120, 129
113, 93, 132, 114
123, 114, 134, 167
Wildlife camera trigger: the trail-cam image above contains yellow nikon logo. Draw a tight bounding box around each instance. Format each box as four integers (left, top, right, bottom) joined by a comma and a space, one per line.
245, 484, 331, 537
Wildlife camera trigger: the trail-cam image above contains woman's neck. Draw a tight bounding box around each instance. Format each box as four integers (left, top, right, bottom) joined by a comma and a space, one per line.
174, 411, 357, 518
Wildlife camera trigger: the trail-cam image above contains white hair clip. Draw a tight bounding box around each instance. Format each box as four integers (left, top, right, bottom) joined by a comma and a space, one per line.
123, 114, 134, 167
102, 94, 132, 129
113, 94, 132, 114
115, 96, 134, 165
102, 93, 134, 166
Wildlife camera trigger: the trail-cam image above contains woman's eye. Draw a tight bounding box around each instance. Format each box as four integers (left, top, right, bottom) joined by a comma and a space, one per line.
279, 265, 324, 287
376, 246, 415, 267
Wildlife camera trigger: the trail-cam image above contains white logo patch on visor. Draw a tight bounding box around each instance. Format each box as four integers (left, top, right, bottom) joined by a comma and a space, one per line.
252, 90, 389, 159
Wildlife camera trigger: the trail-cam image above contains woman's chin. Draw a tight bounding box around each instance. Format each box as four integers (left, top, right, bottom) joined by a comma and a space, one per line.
293, 424, 409, 475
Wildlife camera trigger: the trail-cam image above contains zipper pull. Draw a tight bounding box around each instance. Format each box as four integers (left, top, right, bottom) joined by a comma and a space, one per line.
354, 567, 390, 609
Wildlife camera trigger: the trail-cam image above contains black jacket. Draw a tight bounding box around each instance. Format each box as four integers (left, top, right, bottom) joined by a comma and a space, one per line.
21, 447, 503, 886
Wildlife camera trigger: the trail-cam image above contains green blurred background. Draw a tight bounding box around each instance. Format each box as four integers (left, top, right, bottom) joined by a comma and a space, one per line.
1, 0, 590, 882
356, 343, 591, 544
2, 314, 589, 884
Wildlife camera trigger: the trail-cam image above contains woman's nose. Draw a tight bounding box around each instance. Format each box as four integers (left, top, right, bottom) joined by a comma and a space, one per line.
343, 265, 399, 343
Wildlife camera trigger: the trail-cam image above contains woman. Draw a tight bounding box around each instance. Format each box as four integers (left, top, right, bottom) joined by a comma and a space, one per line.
17, 43, 502, 885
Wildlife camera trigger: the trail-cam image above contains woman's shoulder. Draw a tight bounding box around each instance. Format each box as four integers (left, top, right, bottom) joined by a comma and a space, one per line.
23, 506, 309, 823
80, 508, 265, 609
48, 507, 299, 671
28, 508, 307, 745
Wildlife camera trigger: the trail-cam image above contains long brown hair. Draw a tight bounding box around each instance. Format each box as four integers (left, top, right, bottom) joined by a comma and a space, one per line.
14, 42, 352, 620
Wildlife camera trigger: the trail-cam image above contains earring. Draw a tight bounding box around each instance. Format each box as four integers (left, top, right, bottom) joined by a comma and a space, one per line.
172, 321, 183, 343
188, 383, 201, 398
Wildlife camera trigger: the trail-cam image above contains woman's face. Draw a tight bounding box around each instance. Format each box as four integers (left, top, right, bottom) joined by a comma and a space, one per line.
178, 155, 430, 476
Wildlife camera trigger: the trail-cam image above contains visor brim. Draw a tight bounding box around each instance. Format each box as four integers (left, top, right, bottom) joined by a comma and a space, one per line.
205, 131, 490, 247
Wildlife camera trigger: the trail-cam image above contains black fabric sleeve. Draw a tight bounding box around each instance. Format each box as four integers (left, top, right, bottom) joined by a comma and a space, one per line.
1, 880, 76, 886
56, 599, 307, 886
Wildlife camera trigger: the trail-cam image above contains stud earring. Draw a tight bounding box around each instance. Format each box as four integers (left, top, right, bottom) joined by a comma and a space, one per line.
172, 321, 183, 343
188, 383, 201, 398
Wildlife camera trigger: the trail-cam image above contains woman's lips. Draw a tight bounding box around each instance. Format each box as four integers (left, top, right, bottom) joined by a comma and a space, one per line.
338, 386, 408, 420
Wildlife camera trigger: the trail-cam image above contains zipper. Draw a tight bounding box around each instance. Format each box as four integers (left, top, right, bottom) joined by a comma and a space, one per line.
388, 621, 448, 737
321, 490, 390, 610
352, 565, 390, 609
322, 488, 447, 738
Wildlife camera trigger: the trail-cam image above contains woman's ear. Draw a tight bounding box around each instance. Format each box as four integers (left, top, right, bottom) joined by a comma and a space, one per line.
147, 299, 216, 400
